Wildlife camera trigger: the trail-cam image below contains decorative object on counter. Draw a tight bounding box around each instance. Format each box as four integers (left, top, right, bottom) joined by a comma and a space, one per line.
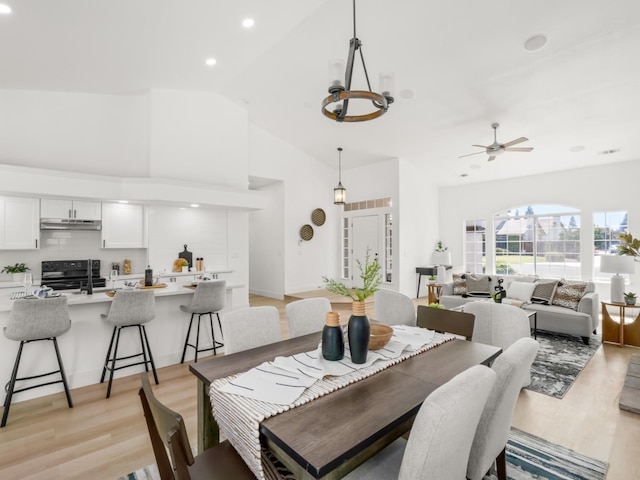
179, 244, 192, 270
323, 248, 382, 363
2, 263, 30, 282
109, 269, 118, 290
195, 257, 204, 271
300, 224, 314, 241
123, 259, 131, 274
311, 208, 326, 226
368, 324, 393, 350
625, 292, 637, 305
22, 273, 33, 296
111, 262, 120, 274
173, 258, 188, 272
493, 278, 506, 303
33, 286, 53, 299
322, 311, 344, 361
144, 265, 153, 287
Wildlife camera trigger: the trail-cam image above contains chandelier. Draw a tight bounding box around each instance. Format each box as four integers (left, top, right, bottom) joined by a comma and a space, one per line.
321, 0, 394, 122
334, 147, 346, 205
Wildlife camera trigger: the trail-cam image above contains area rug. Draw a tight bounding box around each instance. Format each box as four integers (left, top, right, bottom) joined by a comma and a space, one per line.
119, 428, 608, 480
526, 331, 602, 399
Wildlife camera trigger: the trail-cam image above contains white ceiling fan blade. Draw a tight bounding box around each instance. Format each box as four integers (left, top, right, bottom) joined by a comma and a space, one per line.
487, 155, 496, 162
502, 137, 528, 148
505, 147, 534, 152
472, 144, 488, 148
458, 151, 486, 158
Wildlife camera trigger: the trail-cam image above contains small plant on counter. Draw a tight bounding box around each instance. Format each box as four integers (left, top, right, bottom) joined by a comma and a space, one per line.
428, 302, 445, 309
624, 292, 637, 305
322, 248, 381, 301
1, 263, 30, 274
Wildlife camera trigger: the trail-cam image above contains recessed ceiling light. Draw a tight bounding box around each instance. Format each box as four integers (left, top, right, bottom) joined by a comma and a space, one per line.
460, 173, 469, 178
190, 204, 199, 208
470, 164, 481, 170
118, 200, 129, 204
242, 18, 254, 28
205, 58, 217, 66
569, 145, 585, 153
524, 34, 547, 51
0, 4, 11, 14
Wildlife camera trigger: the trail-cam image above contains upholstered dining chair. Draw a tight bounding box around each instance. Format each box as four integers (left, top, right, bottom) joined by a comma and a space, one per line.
343, 364, 497, 480
373, 289, 416, 326
285, 297, 331, 337
179, 280, 226, 363
138, 373, 255, 480
467, 337, 540, 480
416, 304, 475, 340
220, 306, 283, 354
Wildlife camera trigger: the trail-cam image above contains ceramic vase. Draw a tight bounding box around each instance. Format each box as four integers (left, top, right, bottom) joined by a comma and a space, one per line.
322, 312, 344, 361
348, 301, 370, 364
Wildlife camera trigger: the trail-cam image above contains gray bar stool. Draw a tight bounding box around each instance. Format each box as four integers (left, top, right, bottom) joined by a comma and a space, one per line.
180, 280, 226, 363
100, 289, 158, 398
2, 296, 73, 427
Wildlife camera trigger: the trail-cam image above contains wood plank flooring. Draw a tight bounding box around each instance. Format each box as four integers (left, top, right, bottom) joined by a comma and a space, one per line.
0, 292, 638, 479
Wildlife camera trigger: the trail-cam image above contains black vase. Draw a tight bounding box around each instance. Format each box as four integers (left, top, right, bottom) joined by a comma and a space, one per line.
348, 301, 370, 364
322, 325, 344, 361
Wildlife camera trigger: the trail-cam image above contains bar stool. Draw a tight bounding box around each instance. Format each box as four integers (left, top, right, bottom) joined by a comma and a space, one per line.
100, 289, 158, 398
180, 280, 225, 363
2, 296, 73, 427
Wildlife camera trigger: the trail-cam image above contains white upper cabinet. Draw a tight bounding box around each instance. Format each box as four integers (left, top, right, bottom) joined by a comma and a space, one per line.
41, 199, 101, 220
101, 203, 145, 249
0, 196, 40, 250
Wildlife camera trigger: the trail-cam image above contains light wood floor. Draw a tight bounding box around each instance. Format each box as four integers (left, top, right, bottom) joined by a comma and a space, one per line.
0, 292, 638, 479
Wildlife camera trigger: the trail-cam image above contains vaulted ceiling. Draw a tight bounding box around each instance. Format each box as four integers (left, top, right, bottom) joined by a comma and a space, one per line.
1, 0, 639, 185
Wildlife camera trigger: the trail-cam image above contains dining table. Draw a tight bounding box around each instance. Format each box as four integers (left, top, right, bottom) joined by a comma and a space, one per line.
189, 332, 501, 480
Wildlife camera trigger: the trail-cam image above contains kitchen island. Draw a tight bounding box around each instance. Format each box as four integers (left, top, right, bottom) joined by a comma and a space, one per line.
0, 281, 243, 403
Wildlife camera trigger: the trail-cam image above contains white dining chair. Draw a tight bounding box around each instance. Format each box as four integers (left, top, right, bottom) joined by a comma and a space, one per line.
373, 289, 416, 326
343, 364, 497, 480
220, 306, 283, 354
285, 297, 331, 338
467, 337, 540, 480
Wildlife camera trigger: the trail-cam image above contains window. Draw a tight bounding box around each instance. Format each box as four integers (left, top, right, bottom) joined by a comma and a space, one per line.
384, 213, 393, 283
464, 220, 486, 274
594, 211, 628, 281
494, 205, 581, 279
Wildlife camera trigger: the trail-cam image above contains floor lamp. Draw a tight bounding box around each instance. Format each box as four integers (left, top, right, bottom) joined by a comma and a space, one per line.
600, 255, 635, 303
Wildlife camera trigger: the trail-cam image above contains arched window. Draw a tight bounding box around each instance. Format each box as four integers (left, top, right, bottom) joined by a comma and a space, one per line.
494, 205, 581, 279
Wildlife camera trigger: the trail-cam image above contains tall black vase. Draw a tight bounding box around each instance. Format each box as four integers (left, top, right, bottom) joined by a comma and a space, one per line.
348, 301, 370, 364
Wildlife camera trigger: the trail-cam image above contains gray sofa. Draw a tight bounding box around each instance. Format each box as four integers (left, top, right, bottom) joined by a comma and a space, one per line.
439, 274, 599, 345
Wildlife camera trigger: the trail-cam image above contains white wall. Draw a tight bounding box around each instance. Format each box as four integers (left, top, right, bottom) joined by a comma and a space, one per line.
0, 89, 149, 176
439, 158, 640, 297
248, 125, 338, 295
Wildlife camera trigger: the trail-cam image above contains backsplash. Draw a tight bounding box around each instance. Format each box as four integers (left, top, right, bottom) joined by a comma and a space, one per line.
0, 230, 147, 282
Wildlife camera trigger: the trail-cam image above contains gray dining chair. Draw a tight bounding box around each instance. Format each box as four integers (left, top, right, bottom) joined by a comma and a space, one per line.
343, 364, 497, 480
179, 280, 226, 363
467, 337, 540, 480
2, 296, 73, 427
285, 297, 331, 338
100, 289, 158, 398
373, 289, 416, 326
220, 306, 283, 354
416, 304, 475, 340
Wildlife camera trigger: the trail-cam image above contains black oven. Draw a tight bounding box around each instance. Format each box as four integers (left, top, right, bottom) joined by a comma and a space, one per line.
41, 260, 107, 291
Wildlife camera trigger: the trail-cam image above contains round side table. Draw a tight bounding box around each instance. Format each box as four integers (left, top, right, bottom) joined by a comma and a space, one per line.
601, 300, 640, 347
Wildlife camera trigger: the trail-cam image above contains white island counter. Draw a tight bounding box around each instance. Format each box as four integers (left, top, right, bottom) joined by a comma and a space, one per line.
0, 281, 242, 402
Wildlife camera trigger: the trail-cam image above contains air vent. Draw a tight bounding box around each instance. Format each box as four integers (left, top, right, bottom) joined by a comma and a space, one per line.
598, 148, 620, 155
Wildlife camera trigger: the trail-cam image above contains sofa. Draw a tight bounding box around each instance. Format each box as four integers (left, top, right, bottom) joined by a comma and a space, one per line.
439, 274, 599, 345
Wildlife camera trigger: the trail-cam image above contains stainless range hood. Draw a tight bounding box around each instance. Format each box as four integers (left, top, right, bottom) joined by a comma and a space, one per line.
40, 218, 102, 231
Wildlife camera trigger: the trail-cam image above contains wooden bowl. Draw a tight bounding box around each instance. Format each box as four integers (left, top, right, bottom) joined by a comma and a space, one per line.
368, 324, 393, 350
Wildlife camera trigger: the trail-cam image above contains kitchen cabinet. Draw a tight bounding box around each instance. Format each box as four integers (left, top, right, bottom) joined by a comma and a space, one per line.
41, 199, 101, 220
0, 196, 40, 250
101, 203, 145, 248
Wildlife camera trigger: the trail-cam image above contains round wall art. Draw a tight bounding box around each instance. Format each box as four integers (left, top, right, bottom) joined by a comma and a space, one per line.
300, 224, 314, 241
311, 208, 326, 226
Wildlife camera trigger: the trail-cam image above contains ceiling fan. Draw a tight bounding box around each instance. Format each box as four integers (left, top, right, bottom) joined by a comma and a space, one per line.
459, 123, 533, 161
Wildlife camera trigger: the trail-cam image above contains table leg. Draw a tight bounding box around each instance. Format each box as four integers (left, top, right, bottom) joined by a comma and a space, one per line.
196, 378, 219, 453
416, 274, 423, 298
619, 306, 625, 347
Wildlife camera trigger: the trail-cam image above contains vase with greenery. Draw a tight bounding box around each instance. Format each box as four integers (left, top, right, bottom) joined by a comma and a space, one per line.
2, 263, 30, 281
323, 249, 381, 364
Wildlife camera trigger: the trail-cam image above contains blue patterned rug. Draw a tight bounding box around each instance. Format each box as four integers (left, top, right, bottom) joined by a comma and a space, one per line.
526, 331, 602, 399
119, 427, 607, 480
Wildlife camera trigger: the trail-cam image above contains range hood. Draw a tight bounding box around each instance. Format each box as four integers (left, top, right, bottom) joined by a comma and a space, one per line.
40, 218, 102, 231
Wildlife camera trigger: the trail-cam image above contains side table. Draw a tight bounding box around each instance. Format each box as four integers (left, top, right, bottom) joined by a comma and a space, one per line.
602, 301, 640, 347
427, 283, 442, 304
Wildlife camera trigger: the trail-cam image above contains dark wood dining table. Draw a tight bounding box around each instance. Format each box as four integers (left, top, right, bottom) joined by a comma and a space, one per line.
189, 332, 501, 479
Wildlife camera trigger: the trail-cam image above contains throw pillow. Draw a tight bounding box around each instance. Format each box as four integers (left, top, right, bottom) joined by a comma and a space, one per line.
466, 274, 491, 297
452, 273, 467, 296
552, 282, 587, 310
531, 280, 559, 305
502, 298, 525, 308
506, 281, 536, 303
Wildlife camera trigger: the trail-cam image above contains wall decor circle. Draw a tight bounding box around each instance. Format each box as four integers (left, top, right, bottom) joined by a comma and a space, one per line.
300, 224, 314, 241
311, 208, 326, 226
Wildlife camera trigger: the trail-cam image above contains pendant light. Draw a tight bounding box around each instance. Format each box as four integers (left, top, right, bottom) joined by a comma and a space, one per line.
321, 0, 394, 123
334, 147, 346, 205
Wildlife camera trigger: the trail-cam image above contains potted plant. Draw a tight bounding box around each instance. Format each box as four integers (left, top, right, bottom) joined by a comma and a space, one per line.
428, 302, 445, 309
428, 275, 436, 285
432, 241, 451, 267
2, 263, 30, 282
322, 249, 381, 364
624, 292, 637, 305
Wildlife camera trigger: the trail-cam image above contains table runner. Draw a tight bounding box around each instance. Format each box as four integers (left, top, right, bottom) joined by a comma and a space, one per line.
209, 328, 455, 479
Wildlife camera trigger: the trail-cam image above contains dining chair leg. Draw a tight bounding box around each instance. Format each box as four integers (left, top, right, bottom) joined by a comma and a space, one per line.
216, 312, 223, 339
52, 337, 73, 408
101, 327, 117, 383
194, 314, 202, 363
181, 314, 195, 364
106, 327, 122, 399
496, 447, 507, 480
141, 325, 159, 385
138, 325, 150, 374
1, 341, 24, 428
209, 313, 217, 355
